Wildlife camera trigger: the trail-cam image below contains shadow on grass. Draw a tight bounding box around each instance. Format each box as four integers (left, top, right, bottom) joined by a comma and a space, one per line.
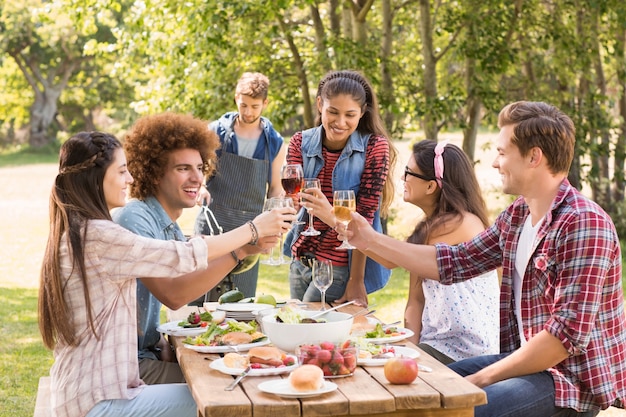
0, 287, 53, 417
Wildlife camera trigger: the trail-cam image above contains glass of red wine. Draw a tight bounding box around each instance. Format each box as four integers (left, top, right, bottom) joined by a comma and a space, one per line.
281, 164, 304, 225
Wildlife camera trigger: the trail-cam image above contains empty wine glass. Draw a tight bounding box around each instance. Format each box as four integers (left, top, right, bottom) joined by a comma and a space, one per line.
333, 190, 356, 250
260, 198, 281, 266
275, 197, 294, 265
300, 178, 321, 236
312, 259, 333, 310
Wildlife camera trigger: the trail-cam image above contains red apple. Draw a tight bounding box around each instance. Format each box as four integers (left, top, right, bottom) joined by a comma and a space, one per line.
383, 357, 418, 384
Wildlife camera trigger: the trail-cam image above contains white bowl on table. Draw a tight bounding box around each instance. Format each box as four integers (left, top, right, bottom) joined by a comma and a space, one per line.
261, 310, 353, 353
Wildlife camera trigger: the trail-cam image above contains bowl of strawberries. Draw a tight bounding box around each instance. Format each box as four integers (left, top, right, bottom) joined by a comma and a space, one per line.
295, 340, 358, 378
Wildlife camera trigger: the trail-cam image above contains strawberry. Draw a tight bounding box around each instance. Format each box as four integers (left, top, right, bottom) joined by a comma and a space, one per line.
187, 311, 201, 325
319, 341, 335, 351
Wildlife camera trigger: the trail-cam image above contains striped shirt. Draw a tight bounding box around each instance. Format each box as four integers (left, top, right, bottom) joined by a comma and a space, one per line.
49, 220, 208, 417
436, 179, 626, 411
287, 131, 389, 265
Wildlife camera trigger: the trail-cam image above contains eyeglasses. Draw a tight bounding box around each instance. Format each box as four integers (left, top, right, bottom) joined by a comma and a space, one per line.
403, 167, 435, 182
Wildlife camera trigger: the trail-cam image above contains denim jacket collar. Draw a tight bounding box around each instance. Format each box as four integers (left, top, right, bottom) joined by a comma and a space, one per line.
303, 126, 369, 159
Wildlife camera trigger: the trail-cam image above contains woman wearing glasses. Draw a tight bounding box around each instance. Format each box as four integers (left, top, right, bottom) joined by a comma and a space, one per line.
399, 140, 500, 364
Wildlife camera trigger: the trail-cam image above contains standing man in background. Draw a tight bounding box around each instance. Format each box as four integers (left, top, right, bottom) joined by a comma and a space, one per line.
193, 72, 286, 303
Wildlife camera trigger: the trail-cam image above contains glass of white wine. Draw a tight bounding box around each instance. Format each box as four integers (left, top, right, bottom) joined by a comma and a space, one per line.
333, 190, 356, 250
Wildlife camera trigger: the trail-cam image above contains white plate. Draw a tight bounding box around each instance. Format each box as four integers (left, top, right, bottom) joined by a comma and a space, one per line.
156, 321, 208, 337
362, 327, 415, 344
210, 356, 298, 376
258, 379, 337, 398
183, 339, 270, 353
217, 303, 275, 312
358, 346, 420, 366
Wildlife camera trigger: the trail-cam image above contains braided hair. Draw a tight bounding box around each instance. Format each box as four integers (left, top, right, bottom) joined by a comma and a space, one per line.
315, 70, 397, 217
39, 132, 122, 349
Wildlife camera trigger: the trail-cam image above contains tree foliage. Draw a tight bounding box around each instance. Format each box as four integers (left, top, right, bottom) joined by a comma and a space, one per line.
1, 0, 625, 229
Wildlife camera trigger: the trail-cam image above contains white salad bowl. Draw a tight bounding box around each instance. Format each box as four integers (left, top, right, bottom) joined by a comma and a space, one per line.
261, 310, 353, 352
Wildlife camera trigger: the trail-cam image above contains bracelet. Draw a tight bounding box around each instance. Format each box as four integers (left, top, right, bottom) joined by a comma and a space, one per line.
247, 220, 259, 245
230, 250, 243, 269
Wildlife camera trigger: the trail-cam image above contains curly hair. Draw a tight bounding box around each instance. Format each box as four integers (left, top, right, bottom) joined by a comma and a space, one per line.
124, 112, 220, 200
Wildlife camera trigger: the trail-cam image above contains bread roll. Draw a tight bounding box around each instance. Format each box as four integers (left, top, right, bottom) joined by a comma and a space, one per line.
289, 364, 324, 392
350, 315, 375, 336
221, 331, 253, 345
223, 352, 249, 369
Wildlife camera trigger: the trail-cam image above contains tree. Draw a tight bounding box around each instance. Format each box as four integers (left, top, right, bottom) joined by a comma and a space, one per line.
0, 0, 129, 147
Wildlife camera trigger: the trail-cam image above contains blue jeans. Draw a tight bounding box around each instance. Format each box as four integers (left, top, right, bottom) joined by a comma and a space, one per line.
86, 383, 196, 417
289, 259, 349, 302
449, 354, 600, 417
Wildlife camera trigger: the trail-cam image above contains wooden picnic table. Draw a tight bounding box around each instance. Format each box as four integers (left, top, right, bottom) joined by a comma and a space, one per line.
168, 303, 486, 417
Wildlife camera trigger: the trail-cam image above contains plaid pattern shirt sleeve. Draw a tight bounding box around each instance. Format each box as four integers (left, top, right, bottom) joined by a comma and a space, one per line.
436, 179, 626, 411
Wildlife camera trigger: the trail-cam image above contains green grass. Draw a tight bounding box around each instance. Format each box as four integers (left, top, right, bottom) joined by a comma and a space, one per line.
0, 287, 53, 417
0, 144, 59, 167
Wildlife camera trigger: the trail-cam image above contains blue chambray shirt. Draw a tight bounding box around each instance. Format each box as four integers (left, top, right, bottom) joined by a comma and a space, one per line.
112, 196, 186, 360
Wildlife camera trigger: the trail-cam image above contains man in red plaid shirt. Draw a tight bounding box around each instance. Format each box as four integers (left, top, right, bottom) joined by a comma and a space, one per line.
340, 101, 625, 416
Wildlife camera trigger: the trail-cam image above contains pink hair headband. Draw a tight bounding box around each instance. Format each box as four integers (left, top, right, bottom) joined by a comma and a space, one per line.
434, 141, 449, 188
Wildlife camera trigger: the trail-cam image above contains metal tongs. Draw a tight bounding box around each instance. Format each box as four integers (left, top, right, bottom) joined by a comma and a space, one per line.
309, 300, 356, 319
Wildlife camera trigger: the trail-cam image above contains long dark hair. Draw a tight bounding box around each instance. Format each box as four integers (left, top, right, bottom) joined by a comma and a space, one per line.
315, 70, 398, 217
407, 140, 489, 245
39, 132, 122, 349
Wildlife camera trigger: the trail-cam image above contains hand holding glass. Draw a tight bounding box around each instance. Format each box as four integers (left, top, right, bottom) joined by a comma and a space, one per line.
300, 178, 321, 236
260, 198, 281, 265
260, 197, 293, 265
281, 164, 304, 224
333, 190, 356, 250
312, 259, 333, 310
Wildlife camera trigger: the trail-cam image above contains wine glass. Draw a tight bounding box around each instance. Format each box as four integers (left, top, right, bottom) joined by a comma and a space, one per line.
275, 197, 294, 265
260, 198, 281, 265
333, 190, 356, 250
300, 178, 321, 236
281, 164, 304, 224
312, 259, 333, 310
259, 196, 294, 265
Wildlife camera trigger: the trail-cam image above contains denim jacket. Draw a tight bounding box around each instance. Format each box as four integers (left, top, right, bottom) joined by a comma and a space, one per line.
283, 126, 391, 293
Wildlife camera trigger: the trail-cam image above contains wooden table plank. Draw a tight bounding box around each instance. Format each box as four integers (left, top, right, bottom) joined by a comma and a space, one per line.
411, 347, 487, 409
334, 367, 396, 415
239, 374, 302, 417
177, 347, 252, 417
